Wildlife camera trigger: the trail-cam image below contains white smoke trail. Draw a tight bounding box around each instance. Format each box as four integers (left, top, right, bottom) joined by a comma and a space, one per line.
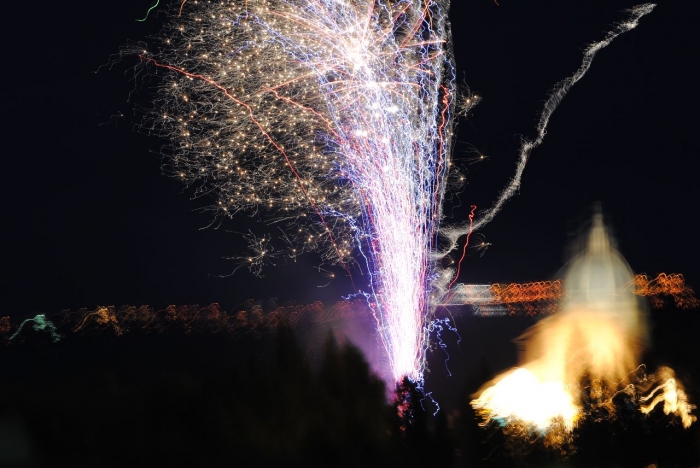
435, 4, 656, 295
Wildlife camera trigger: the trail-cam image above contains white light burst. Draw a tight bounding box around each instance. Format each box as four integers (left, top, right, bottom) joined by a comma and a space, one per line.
136, 0, 457, 383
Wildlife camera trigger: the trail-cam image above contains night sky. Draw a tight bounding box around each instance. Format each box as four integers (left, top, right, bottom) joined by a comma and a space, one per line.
2, 1, 700, 464
5, 0, 698, 313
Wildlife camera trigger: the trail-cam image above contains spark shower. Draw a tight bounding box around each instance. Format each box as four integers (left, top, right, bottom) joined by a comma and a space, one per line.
129, 0, 655, 385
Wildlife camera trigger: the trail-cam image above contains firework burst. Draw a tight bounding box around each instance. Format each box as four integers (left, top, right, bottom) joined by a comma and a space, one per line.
131, 0, 458, 382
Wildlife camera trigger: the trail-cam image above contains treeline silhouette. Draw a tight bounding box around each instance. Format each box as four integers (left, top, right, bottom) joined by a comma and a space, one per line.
0, 322, 449, 467
1, 310, 699, 467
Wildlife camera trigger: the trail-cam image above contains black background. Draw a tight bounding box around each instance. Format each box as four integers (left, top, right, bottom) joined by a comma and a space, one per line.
2, 1, 700, 464
3, 0, 698, 315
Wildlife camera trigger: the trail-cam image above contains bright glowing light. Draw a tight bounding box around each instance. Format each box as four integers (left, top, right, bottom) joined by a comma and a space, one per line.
640, 367, 696, 429
471, 213, 695, 441
132, 0, 458, 383
126, 1, 660, 386
472, 368, 579, 432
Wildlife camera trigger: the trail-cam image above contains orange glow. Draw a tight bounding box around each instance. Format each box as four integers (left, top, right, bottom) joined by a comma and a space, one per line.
448, 204, 477, 292
456, 273, 698, 316
488, 273, 696, 309
489, 281, 562, 316
633, 273, 699, 309
639, 367, 696, 428
472, 214, 695, 443
73, 307, 123, 336
491, 280, 563, 304
178, 0, 187, 17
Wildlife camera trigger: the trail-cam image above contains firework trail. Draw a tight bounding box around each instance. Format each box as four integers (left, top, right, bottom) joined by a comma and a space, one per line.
131, 0, 457, 383
125, 1, 659, 385
435, 3, 657, 280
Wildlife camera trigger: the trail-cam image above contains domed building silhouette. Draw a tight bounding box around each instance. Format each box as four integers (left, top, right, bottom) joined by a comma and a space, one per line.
523, 210, 646, 388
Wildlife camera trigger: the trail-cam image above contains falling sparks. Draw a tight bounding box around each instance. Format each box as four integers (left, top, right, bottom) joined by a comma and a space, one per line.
122, 0, 664, 388
130, 0, 459, 383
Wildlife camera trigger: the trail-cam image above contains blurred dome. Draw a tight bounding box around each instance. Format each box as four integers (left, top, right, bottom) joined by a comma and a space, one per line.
563, 213, 636, 309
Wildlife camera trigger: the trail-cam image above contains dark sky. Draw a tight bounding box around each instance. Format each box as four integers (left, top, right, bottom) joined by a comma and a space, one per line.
3, 0, 699, 318
2, 1, 700, 441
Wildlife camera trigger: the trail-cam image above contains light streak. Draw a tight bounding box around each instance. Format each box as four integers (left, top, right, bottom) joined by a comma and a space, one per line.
0, 300, 372, 342
73, 307, 123, 335
9, 314, 62, 343
425, 318, 460, 377
178, 0, 187, 17
634, 273, 699, 309
447, 204, 476, 292
124, 1, 660, 388
132, 0, 457, 384
4, 271, 695, 342
639, 367, 696, 429
442, 273, 697, 316
437, 4, 657, 262
136, 0, 161, 22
